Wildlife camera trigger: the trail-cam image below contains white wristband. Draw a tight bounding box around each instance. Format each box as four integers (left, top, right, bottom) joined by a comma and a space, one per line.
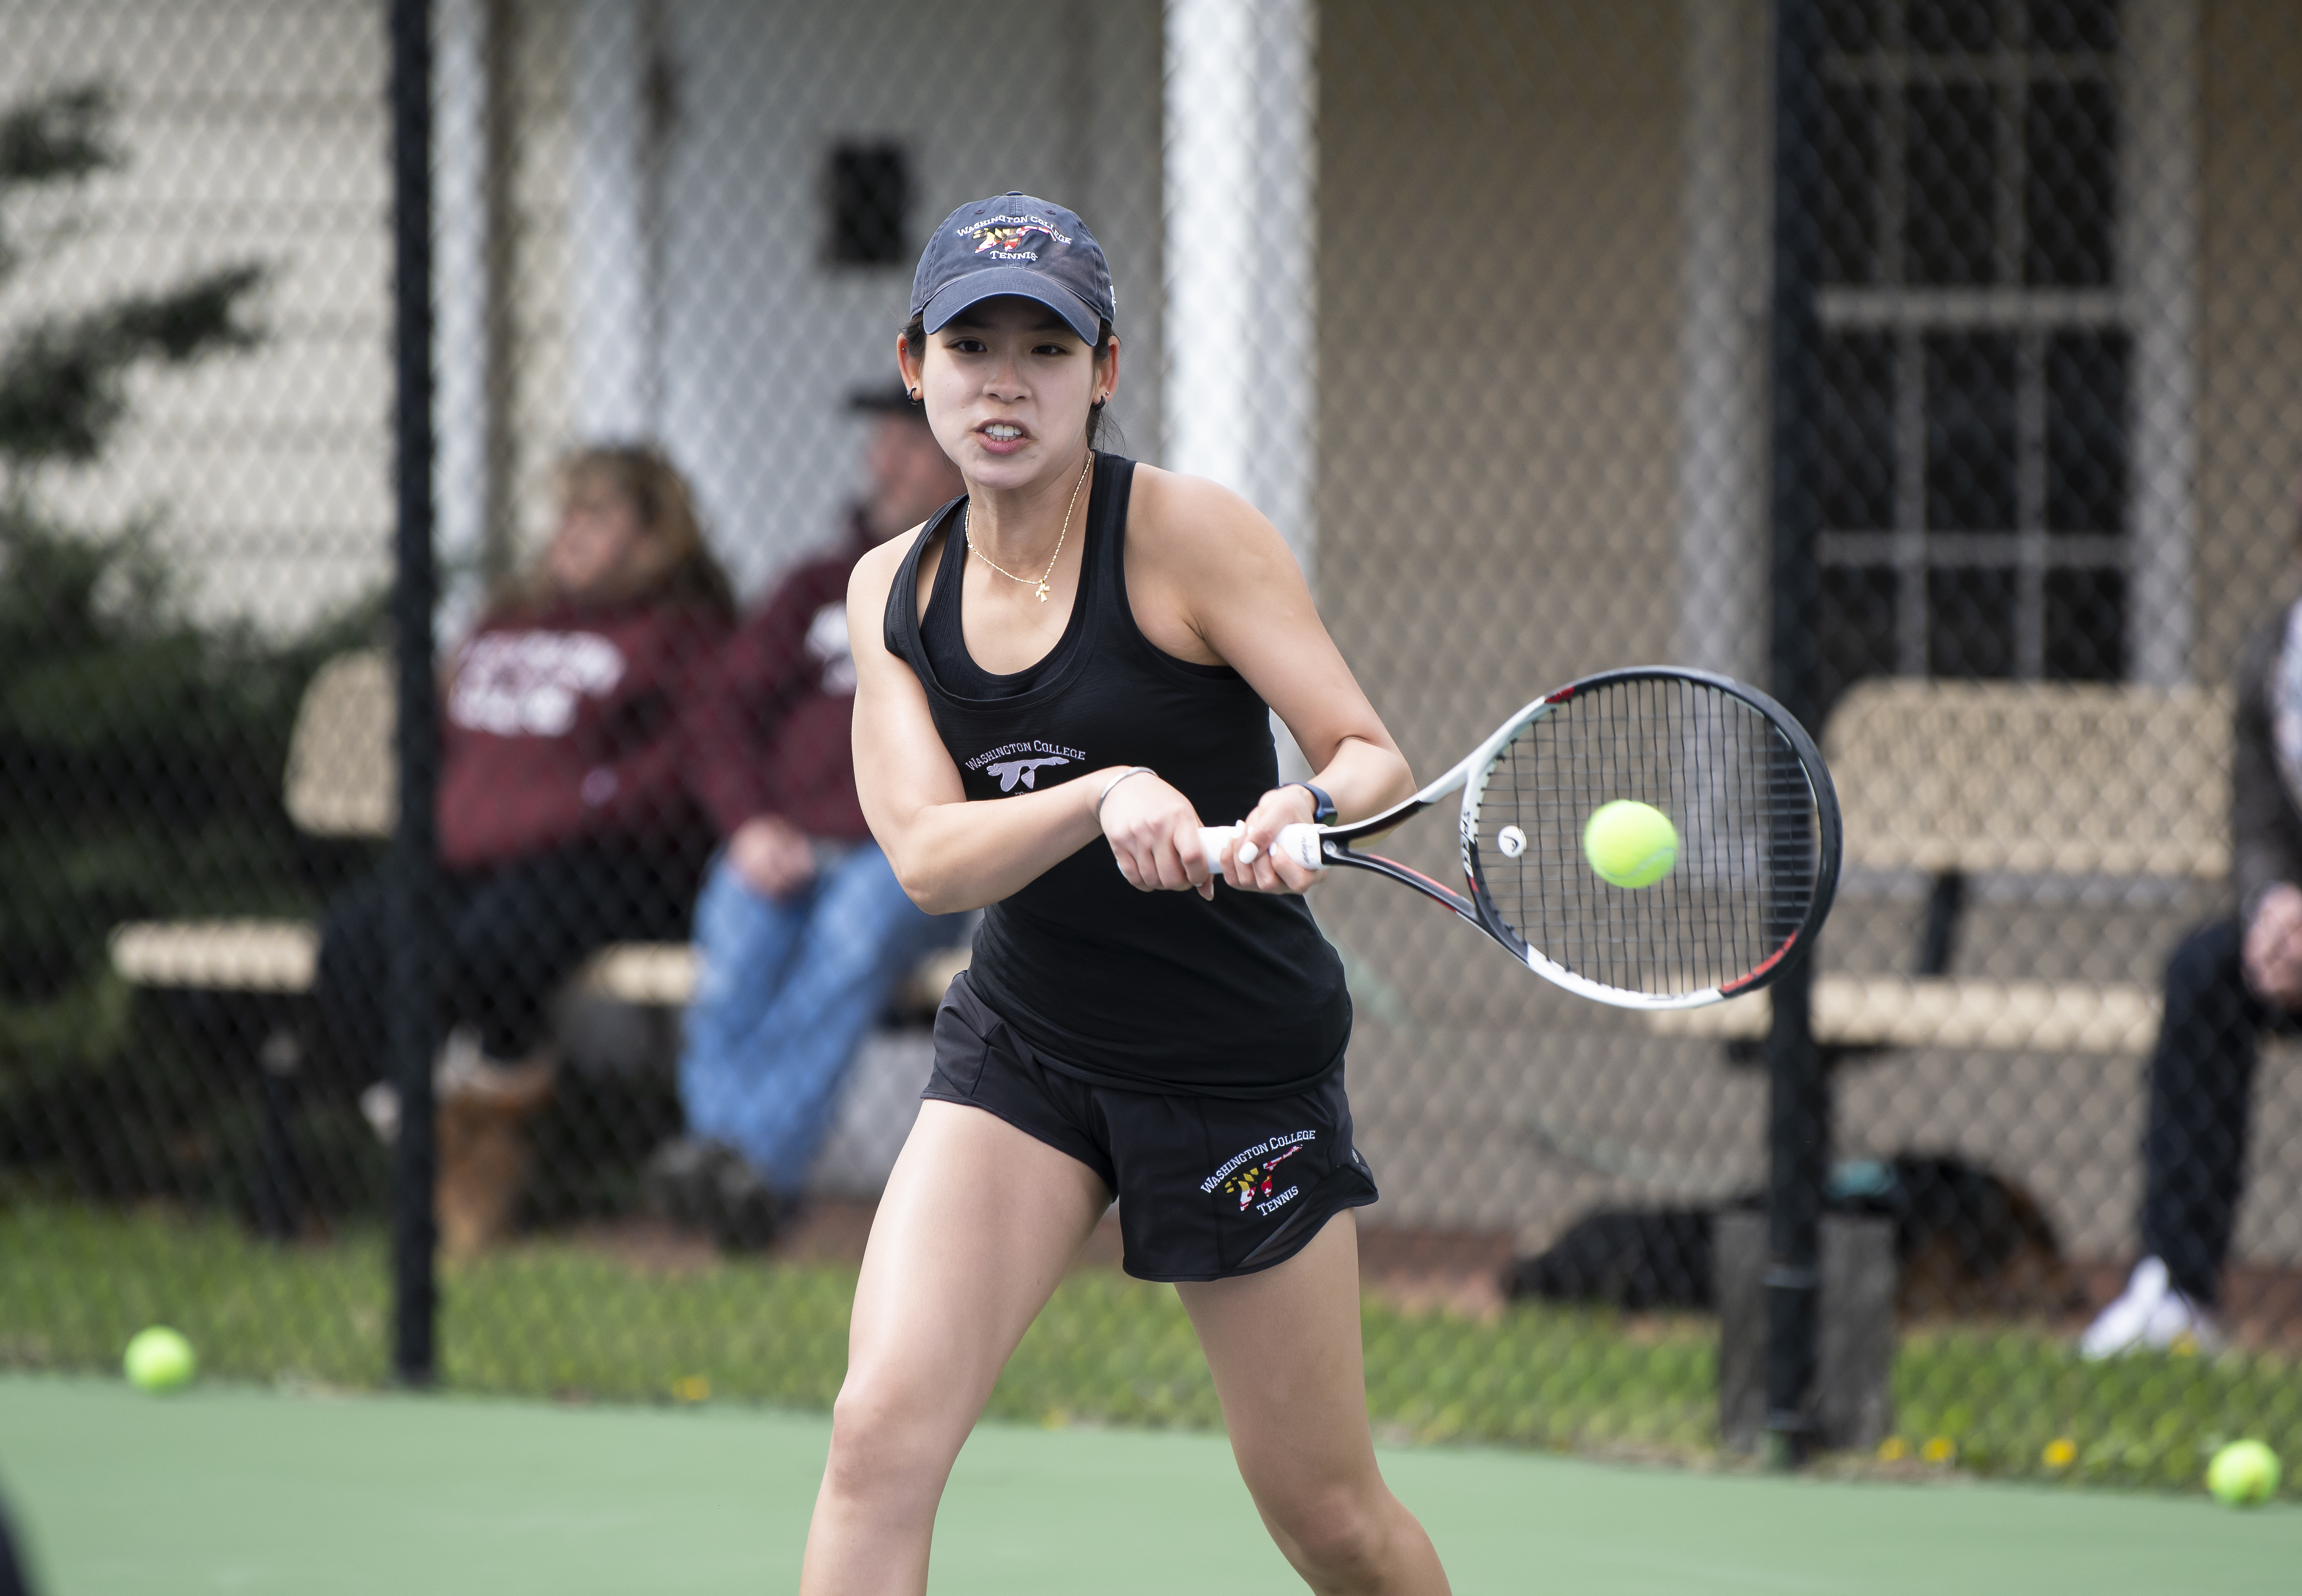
1095, 766, 1155, 821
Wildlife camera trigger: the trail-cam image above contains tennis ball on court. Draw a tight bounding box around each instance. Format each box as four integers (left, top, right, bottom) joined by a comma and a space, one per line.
123, 1325, 196, 1393
1582, 801, 1679, 889
2207, 1440, 2281, 1506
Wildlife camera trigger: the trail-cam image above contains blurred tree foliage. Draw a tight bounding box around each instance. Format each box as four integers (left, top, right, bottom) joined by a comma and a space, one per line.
0, 85, 378, 1188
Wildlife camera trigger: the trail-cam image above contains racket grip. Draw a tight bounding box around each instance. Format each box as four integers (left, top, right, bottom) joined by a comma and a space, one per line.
1199, 823, 1326, 875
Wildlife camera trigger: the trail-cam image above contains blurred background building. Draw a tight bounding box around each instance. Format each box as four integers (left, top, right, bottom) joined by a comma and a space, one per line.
7, 0, 2302, 1474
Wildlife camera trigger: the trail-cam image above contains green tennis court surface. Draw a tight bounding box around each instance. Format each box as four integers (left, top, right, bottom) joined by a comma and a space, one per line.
2, 1376, 2294, 1594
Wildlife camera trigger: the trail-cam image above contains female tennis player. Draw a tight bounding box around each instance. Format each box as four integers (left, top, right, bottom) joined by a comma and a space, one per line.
803, 193, 1450, 1595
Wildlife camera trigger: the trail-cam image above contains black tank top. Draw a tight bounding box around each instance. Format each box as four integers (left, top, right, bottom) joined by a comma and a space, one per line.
885, 453, 1349, 1097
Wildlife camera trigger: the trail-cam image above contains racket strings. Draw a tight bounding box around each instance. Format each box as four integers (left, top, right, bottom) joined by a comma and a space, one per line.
1473, 677, 1823, 999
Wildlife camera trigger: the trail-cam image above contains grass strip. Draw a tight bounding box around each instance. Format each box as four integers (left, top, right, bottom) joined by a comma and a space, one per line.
2, 1202, 2292, 1493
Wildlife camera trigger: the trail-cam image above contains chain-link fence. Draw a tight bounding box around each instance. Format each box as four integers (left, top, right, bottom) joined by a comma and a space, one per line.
6, 0, 2302, 1491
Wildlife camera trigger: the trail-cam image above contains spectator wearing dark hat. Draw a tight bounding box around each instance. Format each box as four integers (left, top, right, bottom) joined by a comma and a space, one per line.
649, 390, 965, 1245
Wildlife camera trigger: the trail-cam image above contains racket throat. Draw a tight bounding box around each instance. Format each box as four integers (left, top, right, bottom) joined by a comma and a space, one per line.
1334, 848, 1480, 923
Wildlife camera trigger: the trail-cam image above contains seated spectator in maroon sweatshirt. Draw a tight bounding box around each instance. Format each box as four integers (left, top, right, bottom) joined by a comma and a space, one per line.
320, 444, 734, 1255
645, 391, 963, 1247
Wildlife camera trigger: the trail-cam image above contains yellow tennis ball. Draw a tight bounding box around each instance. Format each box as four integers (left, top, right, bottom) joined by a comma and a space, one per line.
123, 1325, 196, 1393
2207, 1440, 2281, 1507
1583, 801, 1679, 889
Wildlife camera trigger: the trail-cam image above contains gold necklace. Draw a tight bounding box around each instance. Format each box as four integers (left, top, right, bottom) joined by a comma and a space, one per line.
968, 452, 1093, 603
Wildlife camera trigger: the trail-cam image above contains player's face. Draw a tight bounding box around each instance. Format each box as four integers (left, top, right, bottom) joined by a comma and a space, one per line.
900, 297, 1115, 491
546, 478, 646, 600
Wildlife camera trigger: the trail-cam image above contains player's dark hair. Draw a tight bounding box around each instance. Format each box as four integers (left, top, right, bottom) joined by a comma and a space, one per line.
902, 311, 1120, 452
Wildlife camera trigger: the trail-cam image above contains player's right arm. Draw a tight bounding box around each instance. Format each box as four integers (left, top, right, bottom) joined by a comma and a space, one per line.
847, 534, 1213, 913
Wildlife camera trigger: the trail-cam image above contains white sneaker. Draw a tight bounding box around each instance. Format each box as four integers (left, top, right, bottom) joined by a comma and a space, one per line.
2151, 1290, 2224, 1356
2080, 1257, 2224, 1358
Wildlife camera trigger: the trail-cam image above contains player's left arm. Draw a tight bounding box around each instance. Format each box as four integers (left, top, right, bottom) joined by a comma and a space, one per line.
1125, 466, 1414, 895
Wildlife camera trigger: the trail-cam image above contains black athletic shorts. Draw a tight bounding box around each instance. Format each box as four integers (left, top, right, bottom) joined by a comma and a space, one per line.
922, 973, 1380, 1282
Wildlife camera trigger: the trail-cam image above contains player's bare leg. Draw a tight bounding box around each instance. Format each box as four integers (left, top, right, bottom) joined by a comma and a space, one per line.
799, 1101, 1110, 1595
1179, 1212, 1450, 1595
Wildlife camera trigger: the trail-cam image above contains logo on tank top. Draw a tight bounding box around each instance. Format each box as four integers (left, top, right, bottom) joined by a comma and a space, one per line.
1203, 1131, 1317, 1217
965, 739, 1088, 792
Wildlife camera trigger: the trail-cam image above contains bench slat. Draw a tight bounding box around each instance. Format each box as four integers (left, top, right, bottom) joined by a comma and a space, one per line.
110, 921, 319, 993
112, 922, 970, 1015
1650, 973, 2162, 1054
574, 943, 970, 1009
1828, 678, 2231, 880
575, 944, 698, 1006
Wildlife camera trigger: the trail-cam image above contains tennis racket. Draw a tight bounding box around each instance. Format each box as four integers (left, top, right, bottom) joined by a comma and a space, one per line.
1200, 666, 1840, 1011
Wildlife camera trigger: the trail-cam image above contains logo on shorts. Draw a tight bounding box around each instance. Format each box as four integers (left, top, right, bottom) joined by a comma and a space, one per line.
1202, 1131, 1316, 1217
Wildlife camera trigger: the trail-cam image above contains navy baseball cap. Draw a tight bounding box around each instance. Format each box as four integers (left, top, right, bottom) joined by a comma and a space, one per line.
910, 192, 1115, 345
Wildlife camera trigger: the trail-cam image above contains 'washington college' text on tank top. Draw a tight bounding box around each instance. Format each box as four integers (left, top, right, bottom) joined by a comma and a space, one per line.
885, 453, 1350, 1098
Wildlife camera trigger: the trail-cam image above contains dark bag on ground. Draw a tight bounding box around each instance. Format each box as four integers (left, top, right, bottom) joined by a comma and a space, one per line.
1501, 1153, 2084, 1316
1502, 1207, 1715, 1310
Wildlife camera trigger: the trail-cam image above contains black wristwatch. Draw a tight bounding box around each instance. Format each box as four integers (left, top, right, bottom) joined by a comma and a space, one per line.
1290, 781, 1338, 825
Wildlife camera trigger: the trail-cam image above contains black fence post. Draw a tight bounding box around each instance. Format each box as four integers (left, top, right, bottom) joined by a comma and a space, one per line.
1763, 0, 1828, 1466
388, 0, 440, 1387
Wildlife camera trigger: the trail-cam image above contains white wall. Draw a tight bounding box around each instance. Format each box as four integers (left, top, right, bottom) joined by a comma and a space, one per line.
573, 0, 1167, 597
1, 1, 391, 636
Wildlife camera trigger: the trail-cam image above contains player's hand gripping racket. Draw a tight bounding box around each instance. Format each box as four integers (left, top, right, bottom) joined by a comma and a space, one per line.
1200, 667, 1841, 1010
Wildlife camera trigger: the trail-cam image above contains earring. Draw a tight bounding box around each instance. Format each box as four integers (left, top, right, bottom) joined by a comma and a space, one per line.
908, 388, 920, 400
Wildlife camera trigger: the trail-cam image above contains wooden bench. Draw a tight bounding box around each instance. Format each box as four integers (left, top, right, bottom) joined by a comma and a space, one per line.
1651, 677, 2232, 1055
109, 649, 964, 1228
111, 647, 965, 1009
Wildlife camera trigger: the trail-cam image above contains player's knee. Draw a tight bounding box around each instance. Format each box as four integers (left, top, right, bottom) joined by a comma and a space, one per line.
1266, 1484, 1391, 1587
824, 1375, 950, 1505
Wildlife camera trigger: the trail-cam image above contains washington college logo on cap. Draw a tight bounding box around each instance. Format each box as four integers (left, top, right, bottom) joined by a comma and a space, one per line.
964, 214, 1072, 263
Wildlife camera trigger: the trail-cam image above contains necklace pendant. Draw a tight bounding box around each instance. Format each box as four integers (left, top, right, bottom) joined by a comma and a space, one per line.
1035, 582, 1050, 602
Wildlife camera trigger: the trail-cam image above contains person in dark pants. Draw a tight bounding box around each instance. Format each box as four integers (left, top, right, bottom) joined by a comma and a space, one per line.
316, 444, 732, 1255
319, 844, 698, 1098
2083, 598, 2302, 1356
646, 389, 964, 1249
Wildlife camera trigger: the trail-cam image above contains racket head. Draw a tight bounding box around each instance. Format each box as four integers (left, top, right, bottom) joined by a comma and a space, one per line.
1457, 667, 1841, 1008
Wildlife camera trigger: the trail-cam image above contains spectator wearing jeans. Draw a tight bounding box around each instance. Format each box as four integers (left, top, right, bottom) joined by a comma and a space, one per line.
324, 444, 733, 1255
648, 391, 964, 1246
2083, 589, 2302, 1356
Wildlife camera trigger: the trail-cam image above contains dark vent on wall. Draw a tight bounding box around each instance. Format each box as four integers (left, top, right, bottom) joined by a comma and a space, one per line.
826, 141, 910, 266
